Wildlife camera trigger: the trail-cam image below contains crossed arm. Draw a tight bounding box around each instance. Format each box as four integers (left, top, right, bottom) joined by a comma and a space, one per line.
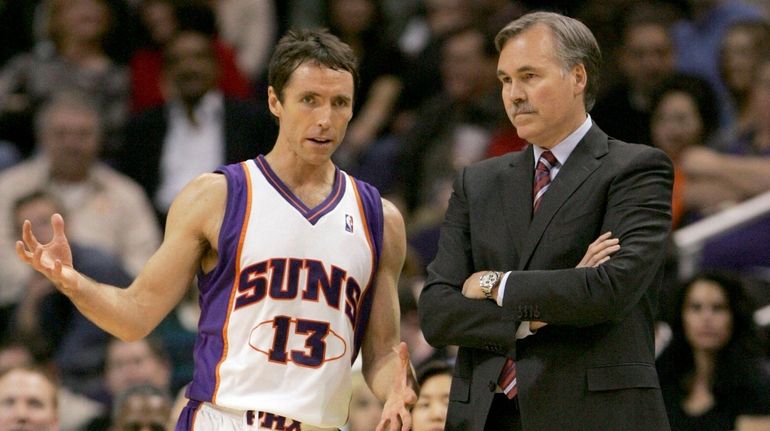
419, 149, 673, 348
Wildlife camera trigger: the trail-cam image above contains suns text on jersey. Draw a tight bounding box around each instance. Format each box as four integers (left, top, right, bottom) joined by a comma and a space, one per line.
233, 257, 364, 326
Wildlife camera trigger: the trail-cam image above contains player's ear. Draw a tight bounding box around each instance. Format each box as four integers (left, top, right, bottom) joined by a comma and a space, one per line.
268, 86, 282, 118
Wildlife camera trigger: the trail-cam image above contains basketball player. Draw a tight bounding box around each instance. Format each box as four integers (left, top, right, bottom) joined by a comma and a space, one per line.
16, 29, 416, 431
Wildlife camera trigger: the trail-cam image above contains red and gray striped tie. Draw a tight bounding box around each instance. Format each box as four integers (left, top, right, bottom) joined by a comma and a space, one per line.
498, 357, 518, 399
532, 150, 558, 213
497, 151, 559, 399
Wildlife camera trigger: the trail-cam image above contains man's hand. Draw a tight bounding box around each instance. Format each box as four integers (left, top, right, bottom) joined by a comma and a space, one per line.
461, 270, 487, 299
15, 214, 80, 297
376, 342, 417, 431
576, 231, 619, 268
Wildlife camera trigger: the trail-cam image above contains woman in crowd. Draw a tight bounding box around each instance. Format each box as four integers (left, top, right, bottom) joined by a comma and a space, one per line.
656, 272, 770, 431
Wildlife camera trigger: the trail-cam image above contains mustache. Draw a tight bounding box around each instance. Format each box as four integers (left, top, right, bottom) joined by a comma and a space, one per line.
512, 102, 535, 115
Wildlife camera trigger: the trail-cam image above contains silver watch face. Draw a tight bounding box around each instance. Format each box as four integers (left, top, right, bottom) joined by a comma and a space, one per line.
480, 271, 500, 289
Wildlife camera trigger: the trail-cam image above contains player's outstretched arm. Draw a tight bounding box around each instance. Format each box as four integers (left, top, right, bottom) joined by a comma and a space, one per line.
362, 199, 417, 431
16, 173, 227, 341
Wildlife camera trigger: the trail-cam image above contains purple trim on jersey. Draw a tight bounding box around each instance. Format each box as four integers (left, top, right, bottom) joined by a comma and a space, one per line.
350, 178, 384, 364
187, 162, 249, 402
175, 400, 202, 431
254, 155, 345, 225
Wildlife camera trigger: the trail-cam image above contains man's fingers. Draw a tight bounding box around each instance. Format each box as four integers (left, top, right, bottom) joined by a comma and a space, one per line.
22, 220, 41, 249
51, 213, 66, 239
401, 410, 412, 431
32, 246, 43, 268
15, 241, 32, 263
590, 231, 612, 246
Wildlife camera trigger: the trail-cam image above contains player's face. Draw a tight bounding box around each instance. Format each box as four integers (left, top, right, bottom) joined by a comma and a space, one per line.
497, 24, 587, 149
268, 63, 354, 166
0, 369, 58, 431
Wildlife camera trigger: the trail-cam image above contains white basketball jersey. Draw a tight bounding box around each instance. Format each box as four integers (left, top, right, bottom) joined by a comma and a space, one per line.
186, 156, 383, 428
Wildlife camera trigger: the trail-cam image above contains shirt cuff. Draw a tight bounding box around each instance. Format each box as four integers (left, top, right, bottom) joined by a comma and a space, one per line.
516, 321, 535, 339
496, 271, 511, 306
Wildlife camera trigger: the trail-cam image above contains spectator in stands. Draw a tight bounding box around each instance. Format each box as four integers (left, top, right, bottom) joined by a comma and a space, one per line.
717, 19, 770, 141
399, 25, 505, 214
347, 370, 383, 431
9, 190, 131, 399
0, 92, 160, 323
111, 384, 172, 431
129, 0, 253, 113
412, 361, 452, 431
0, 338, 35, 374
398, 27, 507, 220
122, 29, 276, 221
670, 56, 770, 211
323, 0, 405, 168
649, 74, 719, 228
670, 0, 764, 126
0, 0, 128, 158
104, 338, 171, 400
87, 337, 172, 430
657, 272, 770, 431
396, 0, 476, 127
685, 54, 770, 272
208, 0, 277, 82
592, 3, 677, 146
0, 365, 59, 431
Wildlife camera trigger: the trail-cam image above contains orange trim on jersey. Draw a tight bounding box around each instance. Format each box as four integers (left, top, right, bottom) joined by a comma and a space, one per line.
212, 161, 253, 403
349, 178, 378, 311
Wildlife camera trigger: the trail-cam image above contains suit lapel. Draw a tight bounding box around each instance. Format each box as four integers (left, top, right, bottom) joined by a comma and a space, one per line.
500, 147, 534, 259
517, 125, 609, 270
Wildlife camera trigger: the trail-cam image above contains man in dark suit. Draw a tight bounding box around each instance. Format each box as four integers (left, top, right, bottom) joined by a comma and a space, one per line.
120, 29, 276, 222
418, 12, 674, 431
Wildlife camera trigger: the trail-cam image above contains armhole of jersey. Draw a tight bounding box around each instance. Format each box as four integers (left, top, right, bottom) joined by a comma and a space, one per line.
350, 177, 384, 363
189, 161, 251, 403
199, 162, 249, 283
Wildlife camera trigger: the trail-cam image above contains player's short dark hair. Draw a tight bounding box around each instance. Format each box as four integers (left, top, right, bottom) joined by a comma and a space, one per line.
268, 29, 359, 103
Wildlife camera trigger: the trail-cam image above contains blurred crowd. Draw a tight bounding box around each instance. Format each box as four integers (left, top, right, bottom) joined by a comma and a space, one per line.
0, 0, 769, 430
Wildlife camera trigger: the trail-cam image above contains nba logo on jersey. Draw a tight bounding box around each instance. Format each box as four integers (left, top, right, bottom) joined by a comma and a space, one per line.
345, 214, 354, 233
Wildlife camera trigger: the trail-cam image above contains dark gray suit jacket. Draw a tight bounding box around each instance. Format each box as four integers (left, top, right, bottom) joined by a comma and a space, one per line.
418, 125, 673, 431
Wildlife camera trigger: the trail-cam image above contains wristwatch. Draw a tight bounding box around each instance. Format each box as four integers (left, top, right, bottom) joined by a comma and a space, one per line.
479, 271, 503, 301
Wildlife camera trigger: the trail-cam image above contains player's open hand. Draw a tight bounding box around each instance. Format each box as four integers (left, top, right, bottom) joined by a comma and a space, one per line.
376, 342, 417, 431
15, 213, 79, 296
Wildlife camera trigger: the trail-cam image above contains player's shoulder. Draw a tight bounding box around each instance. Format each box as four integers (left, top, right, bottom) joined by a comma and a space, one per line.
380, 197, 405, 229
172, 172, 228, 213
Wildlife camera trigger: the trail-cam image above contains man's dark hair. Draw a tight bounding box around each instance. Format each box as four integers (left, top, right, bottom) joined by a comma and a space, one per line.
650, 73, 720, 141
268, 29, 359, 102
416, 360, 452, 386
